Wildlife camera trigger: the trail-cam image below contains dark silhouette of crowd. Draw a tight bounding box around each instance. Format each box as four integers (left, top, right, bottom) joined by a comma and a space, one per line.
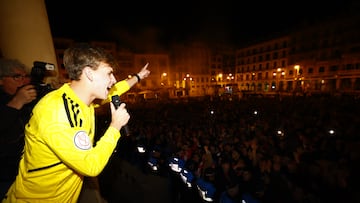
98, 94, 360, 203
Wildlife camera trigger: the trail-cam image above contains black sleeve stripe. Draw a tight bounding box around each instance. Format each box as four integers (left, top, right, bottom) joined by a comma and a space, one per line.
28, 162, 62, 172
63, 93, 74, 127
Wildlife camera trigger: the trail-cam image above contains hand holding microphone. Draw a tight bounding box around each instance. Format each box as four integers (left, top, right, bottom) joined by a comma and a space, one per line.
110, 95, 130, 136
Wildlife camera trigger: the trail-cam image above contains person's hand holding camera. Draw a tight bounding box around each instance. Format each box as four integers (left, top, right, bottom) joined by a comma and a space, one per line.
7, 85, 37, 109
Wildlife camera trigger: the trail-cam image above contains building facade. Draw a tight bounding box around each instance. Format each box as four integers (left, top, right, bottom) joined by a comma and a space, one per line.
234, 12, 360, 97
52, 12, 360, 100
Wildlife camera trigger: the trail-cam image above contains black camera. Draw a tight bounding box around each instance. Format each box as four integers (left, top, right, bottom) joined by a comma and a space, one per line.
31, 61, 55, 100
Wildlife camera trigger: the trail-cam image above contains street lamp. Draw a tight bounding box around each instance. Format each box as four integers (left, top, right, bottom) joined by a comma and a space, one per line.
226, 73, 234, 81
183, 73, 192, 96
217, 73, 223, 83
294, 65, 302, 93
272, 72, 277, 90
277, 68, 284, 91
272, 68, 284, 92
294, 65, 300, 76
161, 72, 167, 86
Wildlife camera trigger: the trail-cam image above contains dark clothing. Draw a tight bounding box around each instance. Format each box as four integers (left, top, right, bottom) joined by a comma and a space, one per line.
214, 165, 239, 200
262, 171, 293, 203
0, 89, 32, 198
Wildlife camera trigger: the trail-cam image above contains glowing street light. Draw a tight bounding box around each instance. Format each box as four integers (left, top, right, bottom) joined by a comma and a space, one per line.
294, 65, 300, 76
161, 72, 168, 86
294, 65, 303, 92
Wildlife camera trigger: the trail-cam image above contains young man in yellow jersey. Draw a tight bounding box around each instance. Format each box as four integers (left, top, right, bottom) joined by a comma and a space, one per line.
2, 43, 150, 203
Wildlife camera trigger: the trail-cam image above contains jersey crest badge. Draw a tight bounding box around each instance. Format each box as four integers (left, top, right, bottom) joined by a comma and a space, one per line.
74, 131, 91, 150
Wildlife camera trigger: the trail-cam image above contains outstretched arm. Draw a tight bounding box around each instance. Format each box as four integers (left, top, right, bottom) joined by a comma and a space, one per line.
126, 62, 150, 88
99, 63, 151, 106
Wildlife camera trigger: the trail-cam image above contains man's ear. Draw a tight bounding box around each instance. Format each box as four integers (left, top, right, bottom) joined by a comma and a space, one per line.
0, 78, 3, 86
84, 67, 93, 82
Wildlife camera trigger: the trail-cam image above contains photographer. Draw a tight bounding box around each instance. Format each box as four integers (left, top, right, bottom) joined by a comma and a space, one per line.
29, 61, 55, 104
0, 58, 37, 199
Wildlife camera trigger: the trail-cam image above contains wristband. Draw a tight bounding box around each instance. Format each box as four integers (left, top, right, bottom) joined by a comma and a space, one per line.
132, 74, 141, 82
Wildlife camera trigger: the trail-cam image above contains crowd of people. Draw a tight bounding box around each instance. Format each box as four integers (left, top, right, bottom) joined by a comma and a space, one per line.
105, 94, 360, 203
2, 47, 360, 203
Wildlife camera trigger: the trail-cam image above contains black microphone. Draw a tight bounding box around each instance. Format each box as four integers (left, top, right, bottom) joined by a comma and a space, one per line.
111, 95, 130, 136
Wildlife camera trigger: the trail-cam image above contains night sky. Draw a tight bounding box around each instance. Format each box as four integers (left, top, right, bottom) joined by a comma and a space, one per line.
45, 0, 356, 52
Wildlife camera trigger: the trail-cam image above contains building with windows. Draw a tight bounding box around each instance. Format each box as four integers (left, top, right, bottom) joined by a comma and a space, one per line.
235, 12, 360, 97
288, 13, 360, 95
235, 36, 290, 94
52, 12, 360, 100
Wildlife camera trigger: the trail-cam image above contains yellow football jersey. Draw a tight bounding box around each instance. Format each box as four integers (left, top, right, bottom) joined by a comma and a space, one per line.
3, 80, 129, 203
